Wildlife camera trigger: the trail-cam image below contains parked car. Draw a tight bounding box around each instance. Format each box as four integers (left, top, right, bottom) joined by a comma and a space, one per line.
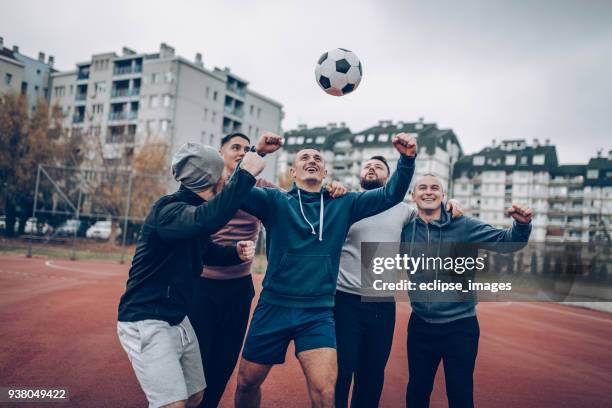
0, 216, 20, 233
24, 217, 52, 235
54, 219, 87, 237
86, 220, 113, 240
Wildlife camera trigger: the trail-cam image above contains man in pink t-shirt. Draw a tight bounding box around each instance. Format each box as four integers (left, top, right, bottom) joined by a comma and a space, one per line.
189, 133, 280, 408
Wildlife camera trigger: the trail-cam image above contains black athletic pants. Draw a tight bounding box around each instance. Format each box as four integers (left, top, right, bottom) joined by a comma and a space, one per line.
189, 275, 255, 408
334, 290, 396, 408
406, 313, 480, 408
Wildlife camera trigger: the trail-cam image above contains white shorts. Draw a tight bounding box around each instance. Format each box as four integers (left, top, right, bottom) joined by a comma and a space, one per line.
117, 316, 206, 408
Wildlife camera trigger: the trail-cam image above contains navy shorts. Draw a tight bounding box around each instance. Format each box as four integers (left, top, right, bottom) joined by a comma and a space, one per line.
242, 300, 336, 365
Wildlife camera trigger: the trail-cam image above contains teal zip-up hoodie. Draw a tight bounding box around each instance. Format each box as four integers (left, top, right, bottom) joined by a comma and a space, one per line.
401, 205, 532, 323
242, 155, 415, 308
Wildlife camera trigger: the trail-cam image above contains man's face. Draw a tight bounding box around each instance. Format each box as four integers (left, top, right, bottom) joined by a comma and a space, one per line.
290, 149, 327, 184
360, 159, 389, 190
412, 175, 445, 210
220, 136, 250, 172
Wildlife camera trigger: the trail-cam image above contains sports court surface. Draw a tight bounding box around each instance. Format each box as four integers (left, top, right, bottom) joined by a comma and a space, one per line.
0, 253, 610, 407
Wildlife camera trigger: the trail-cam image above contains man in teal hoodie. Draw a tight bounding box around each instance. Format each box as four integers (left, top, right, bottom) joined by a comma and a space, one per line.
234, 134, 418, 408
401, 174, 533, 408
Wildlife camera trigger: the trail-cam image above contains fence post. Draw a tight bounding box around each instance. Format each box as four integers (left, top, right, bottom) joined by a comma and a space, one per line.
120, 173, 133, 264
70, 188, 82, 261
26, 164, 42, 258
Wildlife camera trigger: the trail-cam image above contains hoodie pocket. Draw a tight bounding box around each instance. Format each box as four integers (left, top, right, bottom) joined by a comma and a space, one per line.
269, 254, 335, 298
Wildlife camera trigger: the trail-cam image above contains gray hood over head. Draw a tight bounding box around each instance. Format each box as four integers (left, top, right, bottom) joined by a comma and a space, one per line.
171, 142, 224, 193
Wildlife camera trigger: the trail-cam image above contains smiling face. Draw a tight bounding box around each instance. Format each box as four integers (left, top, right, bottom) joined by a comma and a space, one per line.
412, 175, 445, 211
360, 158, 389, 190
290, 149, 327, 187
220, 136, 250, 172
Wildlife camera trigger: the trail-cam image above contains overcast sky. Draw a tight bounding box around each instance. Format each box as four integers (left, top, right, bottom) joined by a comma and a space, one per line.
2, 0, 611, 163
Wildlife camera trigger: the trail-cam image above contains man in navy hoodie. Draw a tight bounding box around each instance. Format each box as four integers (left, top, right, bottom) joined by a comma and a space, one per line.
401, 174, 533, 408
234, 134, 418, 408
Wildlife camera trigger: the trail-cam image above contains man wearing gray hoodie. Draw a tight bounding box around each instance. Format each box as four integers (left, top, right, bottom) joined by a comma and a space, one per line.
401, 174, 533, 408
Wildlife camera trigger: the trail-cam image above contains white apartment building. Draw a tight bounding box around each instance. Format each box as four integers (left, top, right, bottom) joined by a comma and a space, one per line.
453, 139, 612, 242
49, 43, 283, 181
279, 119, 463, 195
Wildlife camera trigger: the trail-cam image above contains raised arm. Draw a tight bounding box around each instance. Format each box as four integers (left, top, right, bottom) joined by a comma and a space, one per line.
350, 134, 417, 223
466, 203, 533, 252
202, 239, 242, 266
156, 151, 266, 241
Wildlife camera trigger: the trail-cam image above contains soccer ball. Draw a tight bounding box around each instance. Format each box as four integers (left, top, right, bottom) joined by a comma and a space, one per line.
315, 48, 363, 96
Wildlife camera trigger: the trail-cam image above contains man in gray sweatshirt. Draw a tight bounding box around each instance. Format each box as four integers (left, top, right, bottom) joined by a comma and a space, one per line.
401, 174, 533, 408
335, 157, 462, 408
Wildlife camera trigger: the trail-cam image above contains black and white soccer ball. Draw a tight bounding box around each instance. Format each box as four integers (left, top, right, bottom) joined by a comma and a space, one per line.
315, 48, 363, 96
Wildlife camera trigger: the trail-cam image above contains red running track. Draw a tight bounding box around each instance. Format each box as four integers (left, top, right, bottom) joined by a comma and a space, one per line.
0, 254, 611, 407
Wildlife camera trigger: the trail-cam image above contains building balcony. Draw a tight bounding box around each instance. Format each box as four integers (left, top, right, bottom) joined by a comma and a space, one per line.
75, 93, 87, 101
111, 88, 140, 98
72, 115, 84, 124
108, 111, 138, 121
226, 84, 246, 98
113, 65, 142, 76
224, 106, 245, 118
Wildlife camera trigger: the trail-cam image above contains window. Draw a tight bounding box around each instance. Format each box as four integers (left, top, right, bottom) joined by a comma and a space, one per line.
213, 90, 218, 101
520, 156, 528, 165
288, 137, 296, 145
90, 126, 101, 136
203, 108, 208, 121
473, 156, 485, 166
163, 95, 173, 108
151, 73, 159, 84
36, 69, 41, 75
161, 120, 170, 132
367, 134, 375, 142
250, 105, 254, 115
533, 154, 545, 165
211, 111, 216, 123
54, 86, 66, 97
205, 87, 210, 99
306, 138, 313, 143
92, 104, 104, 115
146, 120, 157, 133
165, 72, 174, 83
149, 95, 159, 108
316, 136, 325, 144
5, 73, 13, 85
505, 155, 516, 165
69, 85, 74, 95
354, 135, 365, 143
378, 134, 389, 142
201, 131, 206, 144
587, 169, 599, 179
94, 81, 106, 95
296, 136, 304, 144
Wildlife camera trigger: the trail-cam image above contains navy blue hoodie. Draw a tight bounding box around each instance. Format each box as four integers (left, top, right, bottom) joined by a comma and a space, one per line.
242, 155, 415, 308
401, 205, 532, 323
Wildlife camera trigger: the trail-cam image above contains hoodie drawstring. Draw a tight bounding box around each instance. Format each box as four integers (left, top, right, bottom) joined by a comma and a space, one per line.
297, 189, 324, 241
178, 322, 191, 347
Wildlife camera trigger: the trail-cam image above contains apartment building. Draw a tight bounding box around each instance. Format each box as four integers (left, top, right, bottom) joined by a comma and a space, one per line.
49, 43, 283, 181
280, 119, 463, 193
453, 139, 612, 242
0, 36, 55, 114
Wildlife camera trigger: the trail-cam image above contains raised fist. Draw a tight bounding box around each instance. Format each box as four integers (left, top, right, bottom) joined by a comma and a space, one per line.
506, 203, 533, 224
237, 240, 255, 262
392, 133, 417, 157
256, 132, 284, 154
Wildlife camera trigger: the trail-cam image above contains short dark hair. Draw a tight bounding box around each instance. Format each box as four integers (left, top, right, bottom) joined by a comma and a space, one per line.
220, 132, 250, 147
368, 155, 390, 175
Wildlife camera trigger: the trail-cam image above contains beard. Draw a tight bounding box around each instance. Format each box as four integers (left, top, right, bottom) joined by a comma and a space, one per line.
360, 177, 385, 190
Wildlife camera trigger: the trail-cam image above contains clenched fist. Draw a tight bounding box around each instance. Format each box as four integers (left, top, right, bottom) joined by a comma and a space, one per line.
256, 132, 284, 154
237, 241, 255, 262
240, 151, 266, 177
392, 133, 417, 157
506, 203, 533, 224
325, 180, 348, 198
